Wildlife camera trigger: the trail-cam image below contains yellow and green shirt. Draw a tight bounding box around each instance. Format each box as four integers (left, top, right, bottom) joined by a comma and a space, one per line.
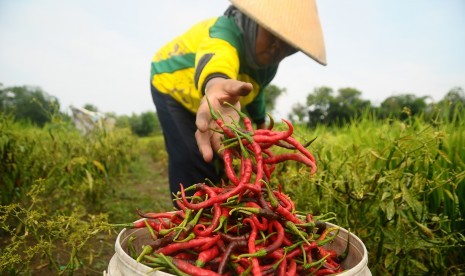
150, 15, 278, 125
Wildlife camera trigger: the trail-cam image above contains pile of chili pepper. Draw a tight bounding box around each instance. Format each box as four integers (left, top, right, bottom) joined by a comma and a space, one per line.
123, 103, 348, 275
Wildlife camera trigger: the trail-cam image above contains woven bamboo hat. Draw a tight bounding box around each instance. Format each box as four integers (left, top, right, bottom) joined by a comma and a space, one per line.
229, 0, 327, 65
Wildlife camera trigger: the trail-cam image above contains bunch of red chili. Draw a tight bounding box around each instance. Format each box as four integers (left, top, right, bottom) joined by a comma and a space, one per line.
124, 103, 348, 275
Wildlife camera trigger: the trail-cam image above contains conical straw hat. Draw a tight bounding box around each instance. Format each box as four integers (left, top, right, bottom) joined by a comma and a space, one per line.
229, 0, 327, 65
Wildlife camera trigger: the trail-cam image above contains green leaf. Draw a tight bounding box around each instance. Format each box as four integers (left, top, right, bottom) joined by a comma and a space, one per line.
381, 191, 391, 201
85, 169, 93, 193
437, 149, 452, 164
386, 200, 395, 220
415, 221, 433, 239
92, 160, 106, 173
401, 182, 423, 219
384, 252, 397, 269
369, 150, 386, 160
409, 259, 429, 272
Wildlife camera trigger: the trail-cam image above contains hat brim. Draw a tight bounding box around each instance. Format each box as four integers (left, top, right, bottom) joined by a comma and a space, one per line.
230, 0, 327, 65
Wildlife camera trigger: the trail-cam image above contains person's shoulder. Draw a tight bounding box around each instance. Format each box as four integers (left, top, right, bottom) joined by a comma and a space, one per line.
212, 15, 240, 32
209, 15, 242, 42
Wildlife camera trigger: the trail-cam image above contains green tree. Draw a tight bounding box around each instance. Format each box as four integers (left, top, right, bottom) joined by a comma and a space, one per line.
129, 111, 161, 136
327, 87, 371, 125
83, 103, 99, 112
288, 103, 308, 123
379, 94, 428, 120
306, 86, 334, 127
305, 86, 371, 126
0, 84, 59, 127
435, 86, 465, 122
115, 114, 131, 129
264, 84, 286, 114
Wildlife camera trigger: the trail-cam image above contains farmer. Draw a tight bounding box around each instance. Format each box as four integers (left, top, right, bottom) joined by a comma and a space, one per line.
150, 0, 326, 206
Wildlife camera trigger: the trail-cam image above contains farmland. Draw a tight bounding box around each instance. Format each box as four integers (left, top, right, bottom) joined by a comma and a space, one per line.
1, 111, 464, 275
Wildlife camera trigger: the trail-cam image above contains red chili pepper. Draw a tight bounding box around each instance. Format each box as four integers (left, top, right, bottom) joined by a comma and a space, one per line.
223, 148, 239, 185
262, 148, 276, 179
266, 220, 285, 252
168, 255, 222, 276
199, 233, 221, 251
230, 262, 247, 274
318, 247, 338, 259
263, 153, 316, 172
213, 207, 230, 232
155, 236, 219, 256
130, 218, 148, 228
277, 256, 288, 276
193, 205, 221, 237
273, 190, 295, 212
263, 181, 302, 225
243, 116, 254, 132
315, 268, 342, 276
252, 215, 269, 231
136, 208, 181, 220
192, 186, 222, 237
253, 119, 294, 143
214, 117, 236, 139
284, 136, 317, 174
238, 220, 284, 259
243, 217, 262, 276
282, 232, 294, 246
180, 183, 260, 210
173, 252, 197, 260
195, 245, 220, 267
246, 141, 264, 187
286, 258, 297, 276
239, 157, 253, 184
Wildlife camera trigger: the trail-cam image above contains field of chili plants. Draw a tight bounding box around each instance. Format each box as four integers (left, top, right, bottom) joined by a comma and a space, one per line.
1, 109, 464, 275
274, 112, 465, 275
0, 114, 153, 275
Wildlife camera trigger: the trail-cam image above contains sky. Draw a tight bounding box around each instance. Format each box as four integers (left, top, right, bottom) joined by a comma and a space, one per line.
1, 0, 464, 119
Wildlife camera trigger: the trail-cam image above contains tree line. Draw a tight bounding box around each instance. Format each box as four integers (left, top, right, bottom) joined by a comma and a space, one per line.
0, 83, 161, 136
289, 86, 465, 127
1, 82, 463, 136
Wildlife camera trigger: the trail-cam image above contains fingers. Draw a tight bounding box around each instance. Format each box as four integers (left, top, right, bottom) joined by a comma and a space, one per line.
224, 80, 253, 98
195, 129, 214, 162
196, 100, 211, 132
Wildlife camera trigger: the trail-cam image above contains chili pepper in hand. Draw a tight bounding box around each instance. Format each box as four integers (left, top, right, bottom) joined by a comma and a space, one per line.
284, 136, 317, 174
253, 119, 294, 143
223, 148, 239, 185
263, 153, 316, 170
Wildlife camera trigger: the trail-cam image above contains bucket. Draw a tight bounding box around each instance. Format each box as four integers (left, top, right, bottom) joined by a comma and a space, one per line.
104, 222, 371, 275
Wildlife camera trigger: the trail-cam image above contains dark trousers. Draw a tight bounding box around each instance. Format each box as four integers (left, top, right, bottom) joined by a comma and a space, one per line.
150, 84, 224, 207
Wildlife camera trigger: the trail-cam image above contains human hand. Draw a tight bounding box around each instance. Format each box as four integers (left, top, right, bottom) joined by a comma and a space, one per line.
195, 78, 253, 162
